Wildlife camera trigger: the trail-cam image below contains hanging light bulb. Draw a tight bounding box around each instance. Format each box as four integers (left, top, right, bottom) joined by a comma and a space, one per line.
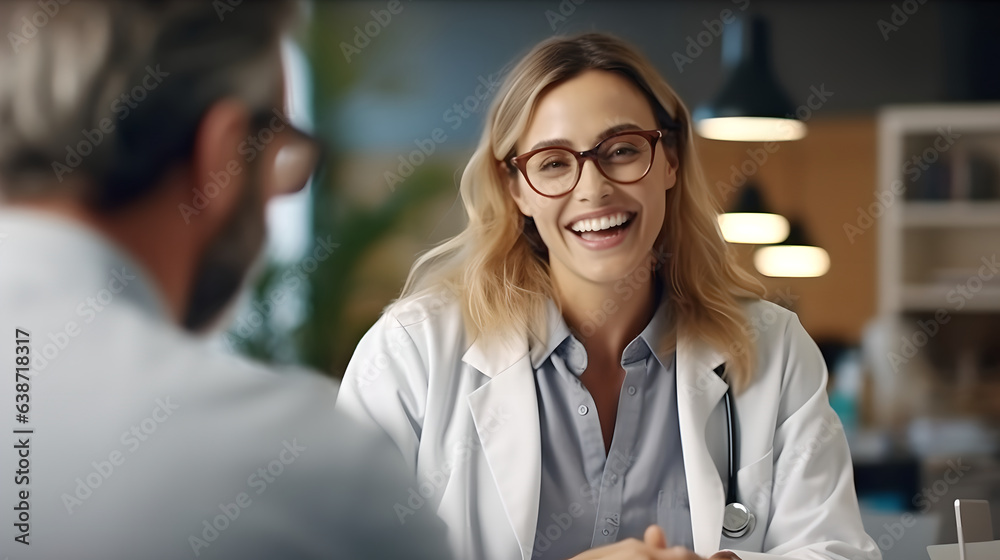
694, 16, 806, 142
753, 220, 830, 278
718, 182, 789, 244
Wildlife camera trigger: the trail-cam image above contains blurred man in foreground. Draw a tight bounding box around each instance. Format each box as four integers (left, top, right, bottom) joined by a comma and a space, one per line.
0, 1, 449, 558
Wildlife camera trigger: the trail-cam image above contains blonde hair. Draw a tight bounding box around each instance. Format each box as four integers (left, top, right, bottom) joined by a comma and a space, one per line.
401, 33, 766, 391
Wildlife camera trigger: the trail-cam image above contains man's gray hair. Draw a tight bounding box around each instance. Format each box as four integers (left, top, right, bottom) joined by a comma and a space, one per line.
0, 0, 296, 209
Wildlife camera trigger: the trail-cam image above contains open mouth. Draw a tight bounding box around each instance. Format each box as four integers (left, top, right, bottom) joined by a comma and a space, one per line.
568, 211, 636, 242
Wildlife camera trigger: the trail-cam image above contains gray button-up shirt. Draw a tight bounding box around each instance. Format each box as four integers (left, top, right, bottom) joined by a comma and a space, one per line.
530, 299, 692, 559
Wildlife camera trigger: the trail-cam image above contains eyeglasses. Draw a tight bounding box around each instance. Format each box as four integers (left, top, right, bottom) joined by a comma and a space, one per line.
250, 110, 323, 196
508, 128, 676, 198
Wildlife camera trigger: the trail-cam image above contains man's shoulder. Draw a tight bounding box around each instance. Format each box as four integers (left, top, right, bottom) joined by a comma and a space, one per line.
144, 325, 348, 438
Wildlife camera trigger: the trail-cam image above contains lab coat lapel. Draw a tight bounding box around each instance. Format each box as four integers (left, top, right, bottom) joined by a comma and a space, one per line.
463, 333, 541, 560
675, 334, 728, 557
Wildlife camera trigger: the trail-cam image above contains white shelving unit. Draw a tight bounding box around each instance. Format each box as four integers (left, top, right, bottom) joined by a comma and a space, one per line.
900, 200, 1000, 228
874, 104, 1000, 547
878, 104, 1000, 316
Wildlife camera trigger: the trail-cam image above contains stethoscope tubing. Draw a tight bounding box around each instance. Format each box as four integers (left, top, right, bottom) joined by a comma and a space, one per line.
714, 364, 754, 539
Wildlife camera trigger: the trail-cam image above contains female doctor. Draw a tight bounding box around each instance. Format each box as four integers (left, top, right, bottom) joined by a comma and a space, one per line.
337, 33, 879, 560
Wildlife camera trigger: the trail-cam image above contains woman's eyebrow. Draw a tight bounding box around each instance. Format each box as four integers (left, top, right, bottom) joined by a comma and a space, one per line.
596, 123, 643, 140
526, 123, 643, 152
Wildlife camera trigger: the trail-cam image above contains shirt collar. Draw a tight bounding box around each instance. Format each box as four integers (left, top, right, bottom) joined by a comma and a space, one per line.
529, 294, 674, 373
637, 294, 675, 372
530, 299, 573, 370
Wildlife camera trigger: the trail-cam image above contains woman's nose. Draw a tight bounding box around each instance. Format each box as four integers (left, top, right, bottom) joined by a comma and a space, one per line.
573, 159, 612, 202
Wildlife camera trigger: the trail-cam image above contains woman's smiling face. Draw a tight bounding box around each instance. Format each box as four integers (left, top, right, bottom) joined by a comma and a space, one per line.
508, 69, 677, 290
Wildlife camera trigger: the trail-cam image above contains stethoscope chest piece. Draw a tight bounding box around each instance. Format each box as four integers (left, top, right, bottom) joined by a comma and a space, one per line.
722, 502, 754, 539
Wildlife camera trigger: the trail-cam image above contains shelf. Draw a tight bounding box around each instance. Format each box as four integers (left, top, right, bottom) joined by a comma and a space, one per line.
901, 284, 1000, 312
880, 104, 1000, 134
901, 201, 1000, 228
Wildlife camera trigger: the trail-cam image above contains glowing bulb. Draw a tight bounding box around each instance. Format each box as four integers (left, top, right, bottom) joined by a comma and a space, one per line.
718, 213, 790, 244
754, 245, 830, 278
696, 117, 807, 142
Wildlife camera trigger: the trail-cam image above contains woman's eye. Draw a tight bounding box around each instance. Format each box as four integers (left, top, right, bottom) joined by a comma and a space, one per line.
615, 143, 639, 153
605, 143, 640, 158
535, 157, 571, 172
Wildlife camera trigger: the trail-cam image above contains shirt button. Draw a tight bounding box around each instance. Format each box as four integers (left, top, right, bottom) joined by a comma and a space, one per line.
610, 474, 618, 484
627, 386, 636, 396
602, 528, 610, 536
577, 404, 589, 416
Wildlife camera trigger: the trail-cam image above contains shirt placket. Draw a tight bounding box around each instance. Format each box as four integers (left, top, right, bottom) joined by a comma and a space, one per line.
590, 343, 648, 547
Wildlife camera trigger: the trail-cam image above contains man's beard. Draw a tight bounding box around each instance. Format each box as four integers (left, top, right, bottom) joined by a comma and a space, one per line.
182, 171, 267, 332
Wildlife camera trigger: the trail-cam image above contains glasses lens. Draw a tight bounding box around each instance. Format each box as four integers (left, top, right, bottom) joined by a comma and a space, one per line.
597, 133, 653, 183
525, 148, 579, 196
270, 133, 320, 195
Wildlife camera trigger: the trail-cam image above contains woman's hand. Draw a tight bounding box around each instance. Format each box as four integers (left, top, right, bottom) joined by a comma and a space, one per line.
567, 526, 741, 560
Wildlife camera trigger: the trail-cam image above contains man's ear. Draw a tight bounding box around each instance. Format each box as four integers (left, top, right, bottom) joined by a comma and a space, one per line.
187, 98, 252, 231
501, 161, 533, 218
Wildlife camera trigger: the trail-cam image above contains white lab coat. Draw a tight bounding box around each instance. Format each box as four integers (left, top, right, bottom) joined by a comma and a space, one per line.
337, 290, 880, 560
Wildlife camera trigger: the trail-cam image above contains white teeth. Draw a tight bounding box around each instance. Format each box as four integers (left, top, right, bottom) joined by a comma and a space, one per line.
570, 212, 631, 233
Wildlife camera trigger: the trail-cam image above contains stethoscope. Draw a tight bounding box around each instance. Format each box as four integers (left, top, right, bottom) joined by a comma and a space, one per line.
714, 364, 755, 540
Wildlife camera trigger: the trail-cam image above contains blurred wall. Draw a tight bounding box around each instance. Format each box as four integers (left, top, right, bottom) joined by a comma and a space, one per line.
697, 117, 878, 341
328, 0, 960, 151
306, 0, 997, 370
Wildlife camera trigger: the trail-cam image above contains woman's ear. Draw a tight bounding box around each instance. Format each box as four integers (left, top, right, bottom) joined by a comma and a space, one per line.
662, 148, 679, 192
501, 160, 533, 218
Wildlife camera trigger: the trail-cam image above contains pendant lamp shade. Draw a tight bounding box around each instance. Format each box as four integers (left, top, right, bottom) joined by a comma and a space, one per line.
718, 182, 789, 244
694, 16, 806, 142
753, 220, 830, 278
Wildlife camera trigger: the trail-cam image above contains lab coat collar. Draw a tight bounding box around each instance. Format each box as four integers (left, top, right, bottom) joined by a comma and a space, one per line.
676, 334, 729, 556
462, 308, 730, 559
461, 327, 528, 379
464, 336, 540, 560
